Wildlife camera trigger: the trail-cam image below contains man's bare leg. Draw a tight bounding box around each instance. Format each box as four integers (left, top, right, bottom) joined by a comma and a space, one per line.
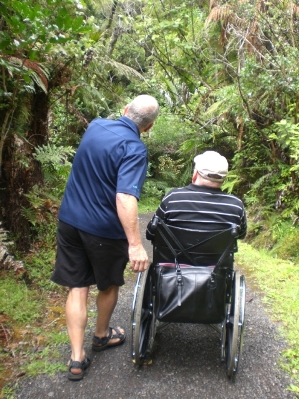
94, 285, 124, 343
66, 286, 89, 374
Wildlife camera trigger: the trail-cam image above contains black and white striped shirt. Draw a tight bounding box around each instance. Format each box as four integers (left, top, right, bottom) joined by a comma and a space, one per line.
146, 184, 247, 239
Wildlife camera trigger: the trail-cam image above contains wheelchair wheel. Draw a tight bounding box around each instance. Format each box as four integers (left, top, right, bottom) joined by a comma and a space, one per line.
226, 270, 246, 380
131, 267, 157, 365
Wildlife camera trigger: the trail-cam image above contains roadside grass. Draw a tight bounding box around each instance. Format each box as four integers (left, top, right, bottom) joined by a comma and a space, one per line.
0, 273, 42, 323
21, 346, 65, 377
0, 263, 68, 398
1, 346, 65, 399
236, 243, 299, 394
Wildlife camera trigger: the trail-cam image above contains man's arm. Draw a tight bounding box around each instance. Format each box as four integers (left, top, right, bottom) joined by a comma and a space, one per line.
116, 193, 148, 272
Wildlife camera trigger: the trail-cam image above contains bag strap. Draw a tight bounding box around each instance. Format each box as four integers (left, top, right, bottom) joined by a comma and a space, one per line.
155, 216, 238, 273
158, 218, 195, 265
156, 220, 185, 304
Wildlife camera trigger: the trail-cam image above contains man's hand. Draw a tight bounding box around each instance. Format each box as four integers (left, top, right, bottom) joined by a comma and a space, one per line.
128, 243, 148, 272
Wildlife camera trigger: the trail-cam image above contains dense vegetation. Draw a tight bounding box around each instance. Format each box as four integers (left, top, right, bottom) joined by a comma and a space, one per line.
1, 0, 299, 394
1, 0, 299, 256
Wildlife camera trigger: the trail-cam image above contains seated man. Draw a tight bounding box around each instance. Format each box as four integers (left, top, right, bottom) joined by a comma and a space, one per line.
146, 151, 247, 240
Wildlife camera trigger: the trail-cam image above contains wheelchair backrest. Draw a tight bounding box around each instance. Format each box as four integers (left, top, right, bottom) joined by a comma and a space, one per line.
152, 222, 237, 268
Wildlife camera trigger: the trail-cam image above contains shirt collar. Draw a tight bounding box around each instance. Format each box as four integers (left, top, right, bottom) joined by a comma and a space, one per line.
118, 116, 140, 137
186, 183, 223, 193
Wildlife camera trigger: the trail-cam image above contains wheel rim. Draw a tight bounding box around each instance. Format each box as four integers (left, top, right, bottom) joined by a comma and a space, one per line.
131, 267, 156, 364
220, 303, 229, 362
226, 270, 241, 378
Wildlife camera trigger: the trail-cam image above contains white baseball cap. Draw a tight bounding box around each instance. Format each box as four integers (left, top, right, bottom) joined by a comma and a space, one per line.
194, 151, 228, 182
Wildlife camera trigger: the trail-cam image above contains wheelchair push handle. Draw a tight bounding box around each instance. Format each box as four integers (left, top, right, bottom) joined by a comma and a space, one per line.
151, 215, 160, 231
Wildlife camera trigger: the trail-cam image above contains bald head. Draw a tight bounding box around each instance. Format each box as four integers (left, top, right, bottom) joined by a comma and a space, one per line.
124, 95, 159, 132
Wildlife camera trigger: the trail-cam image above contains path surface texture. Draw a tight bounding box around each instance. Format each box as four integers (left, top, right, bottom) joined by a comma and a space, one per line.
16, 214, 296, 399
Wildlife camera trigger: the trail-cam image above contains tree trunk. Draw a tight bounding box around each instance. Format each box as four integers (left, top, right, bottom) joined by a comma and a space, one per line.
0, 90, 48, 252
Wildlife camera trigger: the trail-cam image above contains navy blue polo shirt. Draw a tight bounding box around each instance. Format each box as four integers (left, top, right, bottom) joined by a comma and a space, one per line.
58, 116, 148, 239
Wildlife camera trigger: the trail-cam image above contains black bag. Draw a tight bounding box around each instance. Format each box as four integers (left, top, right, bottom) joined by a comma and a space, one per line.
152, 217, 237, 324
155, 262, 227, 324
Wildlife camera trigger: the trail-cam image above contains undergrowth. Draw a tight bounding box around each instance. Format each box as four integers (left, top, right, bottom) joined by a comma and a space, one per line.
236, 243, 299, 394
0, 273, 42, 323
138, 196, 161, 214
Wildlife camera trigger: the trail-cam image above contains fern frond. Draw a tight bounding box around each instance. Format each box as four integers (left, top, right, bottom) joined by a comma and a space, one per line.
29, 70, 48, 93
102, 56, 144, 80
205, 99, 228, 116
205, 5, 231, 25
21, 206, 39, 226
33, 144, 75, 166
23, 85, 36, 93
1, 56, 51, 93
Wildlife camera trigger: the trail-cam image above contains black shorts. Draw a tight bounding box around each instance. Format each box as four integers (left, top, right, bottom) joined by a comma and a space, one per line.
51, 220, 129, 291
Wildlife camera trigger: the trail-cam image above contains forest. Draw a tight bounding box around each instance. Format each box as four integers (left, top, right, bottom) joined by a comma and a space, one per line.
1, 0, 299, 256
1, 0, 299, 394
1, 0, 299, 257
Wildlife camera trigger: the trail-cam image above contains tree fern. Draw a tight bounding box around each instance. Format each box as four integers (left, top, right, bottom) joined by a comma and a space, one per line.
33, 143, 75, 169
1, 56, 51, 94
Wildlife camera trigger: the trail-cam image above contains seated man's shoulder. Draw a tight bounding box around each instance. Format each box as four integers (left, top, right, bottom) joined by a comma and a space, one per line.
163, 186, 186, 199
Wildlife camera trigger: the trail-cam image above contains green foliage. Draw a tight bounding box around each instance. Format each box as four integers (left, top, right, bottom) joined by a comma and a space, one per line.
128, 0, 299, 227
274, 118, 299, 163
156, 154, 184, 186
47, 330, 69, 346
141, 178, 171, 200
24, 246, 57, 289
18, 345, 66, 377
23, 358, 65, 377
147, 114, 194, 154
3, 0, 299, 255
270, 222, 299, 264
0, 274, 42, 323
33, 143, 74, 194
48, 100, 83, 147
20, 144, 74, 239
1, 386, 15, 399
113, 33, 147, 73
145, 113, 196, 187
0, 0, 92, 94
3, 0, 299, 392
20, 145, 68, 285
138, 193, 161, 214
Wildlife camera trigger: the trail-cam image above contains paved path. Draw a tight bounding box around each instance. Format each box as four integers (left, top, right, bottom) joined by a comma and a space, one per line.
15, 214, 296, 399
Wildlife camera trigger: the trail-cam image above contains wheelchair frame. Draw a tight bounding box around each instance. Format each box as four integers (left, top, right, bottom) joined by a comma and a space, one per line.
131, 218, 246, 381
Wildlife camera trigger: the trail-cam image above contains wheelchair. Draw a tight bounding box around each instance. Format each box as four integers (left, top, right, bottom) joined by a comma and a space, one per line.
131, 216, 246, 381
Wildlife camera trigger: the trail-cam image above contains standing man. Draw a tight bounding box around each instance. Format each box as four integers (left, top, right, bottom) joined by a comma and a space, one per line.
51, 95, 159, 380
147, 150, 247, 239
